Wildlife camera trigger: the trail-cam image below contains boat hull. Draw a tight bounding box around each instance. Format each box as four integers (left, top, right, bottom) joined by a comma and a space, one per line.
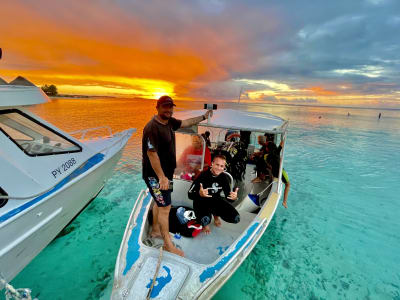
112, 180, 282, 300
0, 139, 127, 283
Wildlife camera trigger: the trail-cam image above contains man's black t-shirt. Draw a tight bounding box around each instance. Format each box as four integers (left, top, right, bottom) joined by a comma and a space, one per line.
187, 168, 231, 200
142, 116, 182, 180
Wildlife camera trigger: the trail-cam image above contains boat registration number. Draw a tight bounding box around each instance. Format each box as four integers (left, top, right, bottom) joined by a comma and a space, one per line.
51, 158, 77, 179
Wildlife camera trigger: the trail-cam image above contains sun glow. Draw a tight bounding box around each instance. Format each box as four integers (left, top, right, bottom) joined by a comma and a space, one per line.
0, 71, 176, 98
54, 76, 175, 98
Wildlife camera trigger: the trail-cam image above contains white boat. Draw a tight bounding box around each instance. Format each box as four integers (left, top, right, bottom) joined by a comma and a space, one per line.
112, 108, 288, 299
0, 78, 135, 283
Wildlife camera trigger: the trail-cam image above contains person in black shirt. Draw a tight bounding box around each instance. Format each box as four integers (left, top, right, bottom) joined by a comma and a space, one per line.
143, 95, 212, 256
188, 155, 240, 234
262, 134, 290, 208
265, 149, 290, 208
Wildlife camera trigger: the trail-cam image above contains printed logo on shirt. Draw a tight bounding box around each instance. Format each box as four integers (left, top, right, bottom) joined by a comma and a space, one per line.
147, 138, 155, 150
209, 182, 222, 194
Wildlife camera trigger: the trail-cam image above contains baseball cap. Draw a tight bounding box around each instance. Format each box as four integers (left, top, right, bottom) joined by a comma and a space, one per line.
157, 95, 176, 107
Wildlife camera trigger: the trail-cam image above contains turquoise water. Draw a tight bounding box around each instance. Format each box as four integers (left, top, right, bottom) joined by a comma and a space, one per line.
4, 99, 400, 299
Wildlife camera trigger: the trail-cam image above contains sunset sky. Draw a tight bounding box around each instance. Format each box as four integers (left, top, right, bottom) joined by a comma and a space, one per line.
1, 0, 399, 107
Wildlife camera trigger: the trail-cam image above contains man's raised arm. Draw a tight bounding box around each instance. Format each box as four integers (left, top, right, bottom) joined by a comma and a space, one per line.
180, 110, 213, 128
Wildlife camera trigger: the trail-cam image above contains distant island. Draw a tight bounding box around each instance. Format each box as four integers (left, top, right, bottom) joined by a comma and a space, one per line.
40, 84, 116, 99
41, 84, 58, 96
51, 94, 116, 99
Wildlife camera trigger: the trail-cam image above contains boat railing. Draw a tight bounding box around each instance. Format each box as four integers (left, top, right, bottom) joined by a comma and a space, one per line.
69, 126, 113, 140
223, 171, 234, 190
95, 129, 135, 157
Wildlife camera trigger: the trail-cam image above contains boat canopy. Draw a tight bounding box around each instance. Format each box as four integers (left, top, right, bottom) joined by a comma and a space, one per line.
174, 108, 288, 133
0, 85, 50, 107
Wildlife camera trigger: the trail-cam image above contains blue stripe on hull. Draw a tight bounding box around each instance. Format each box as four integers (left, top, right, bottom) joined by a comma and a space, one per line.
0, 153, 105, 224
123, 192, 152, 275
199, 222, 260, 283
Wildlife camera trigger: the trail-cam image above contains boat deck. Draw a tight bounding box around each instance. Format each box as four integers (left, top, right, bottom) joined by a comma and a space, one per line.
142, 209, 255, 265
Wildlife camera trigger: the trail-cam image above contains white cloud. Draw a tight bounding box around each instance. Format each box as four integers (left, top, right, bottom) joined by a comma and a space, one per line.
333, 65, 385, 78
235, 79, 298, 92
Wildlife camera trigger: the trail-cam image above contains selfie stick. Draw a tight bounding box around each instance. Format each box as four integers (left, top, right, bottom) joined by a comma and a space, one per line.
203, 104, 217, 123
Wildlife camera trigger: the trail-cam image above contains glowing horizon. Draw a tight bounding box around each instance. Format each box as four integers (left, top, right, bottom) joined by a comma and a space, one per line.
1, 1, 399, 108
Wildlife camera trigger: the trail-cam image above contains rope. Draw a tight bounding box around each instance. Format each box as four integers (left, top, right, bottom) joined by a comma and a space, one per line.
146, 246, 164, 300
256, 181, 274, 196
1, 277, 36, 300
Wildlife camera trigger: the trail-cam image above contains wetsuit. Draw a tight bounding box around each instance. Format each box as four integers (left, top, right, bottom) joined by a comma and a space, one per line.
188, 168, 240, 227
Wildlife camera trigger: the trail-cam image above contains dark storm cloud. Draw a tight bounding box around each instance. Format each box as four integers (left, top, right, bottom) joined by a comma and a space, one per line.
248, 0, 400, 86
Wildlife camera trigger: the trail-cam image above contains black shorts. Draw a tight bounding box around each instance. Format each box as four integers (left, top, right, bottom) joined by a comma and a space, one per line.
144, 177, 172, 207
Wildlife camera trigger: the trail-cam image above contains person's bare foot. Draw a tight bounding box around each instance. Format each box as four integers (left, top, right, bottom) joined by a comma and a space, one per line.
150, 229, 162, 239
282, 201, 288, 209
164, 245, 184, 257
214, 216, 222, 227
203, 225, 211, 235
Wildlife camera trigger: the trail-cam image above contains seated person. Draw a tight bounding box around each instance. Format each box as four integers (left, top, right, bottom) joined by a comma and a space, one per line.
266, 152, 290, 209
177, 135, 211, 180
251, 135, 267, 159
264, 133, 283, 154
251, 135, 269, 182
188, 155, 240, 234
251, 135, 283, 183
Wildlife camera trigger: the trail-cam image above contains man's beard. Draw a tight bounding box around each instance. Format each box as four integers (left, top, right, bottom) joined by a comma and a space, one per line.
159, 113, 171, 120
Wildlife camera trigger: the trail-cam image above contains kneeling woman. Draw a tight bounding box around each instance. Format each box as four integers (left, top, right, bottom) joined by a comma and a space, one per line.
188, 155, 240, 234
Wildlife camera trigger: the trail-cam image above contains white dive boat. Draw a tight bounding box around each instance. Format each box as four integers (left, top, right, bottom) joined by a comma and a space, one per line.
112, 108, 288, 299
0, 77, 135, 283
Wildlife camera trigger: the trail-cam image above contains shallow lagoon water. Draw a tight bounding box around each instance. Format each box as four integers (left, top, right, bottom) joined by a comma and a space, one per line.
4, 99, 400, 299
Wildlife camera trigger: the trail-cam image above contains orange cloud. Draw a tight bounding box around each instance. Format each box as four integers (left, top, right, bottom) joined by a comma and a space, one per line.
308, 86, 338, 96
0, 1, 262, 99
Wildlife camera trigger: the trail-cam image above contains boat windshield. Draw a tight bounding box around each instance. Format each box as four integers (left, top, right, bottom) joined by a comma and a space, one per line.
0, 109, 81, 156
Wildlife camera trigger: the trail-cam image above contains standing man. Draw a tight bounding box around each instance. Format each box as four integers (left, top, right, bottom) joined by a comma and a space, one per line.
142, 95, 212, 256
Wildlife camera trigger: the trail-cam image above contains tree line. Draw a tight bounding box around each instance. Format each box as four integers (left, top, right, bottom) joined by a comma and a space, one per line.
41, 84, 58, 96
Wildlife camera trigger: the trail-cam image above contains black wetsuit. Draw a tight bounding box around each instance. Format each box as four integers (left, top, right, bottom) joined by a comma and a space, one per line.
188, 168, 240, 227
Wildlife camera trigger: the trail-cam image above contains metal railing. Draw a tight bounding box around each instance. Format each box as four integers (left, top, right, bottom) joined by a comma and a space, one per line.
69, 126, 112, 140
